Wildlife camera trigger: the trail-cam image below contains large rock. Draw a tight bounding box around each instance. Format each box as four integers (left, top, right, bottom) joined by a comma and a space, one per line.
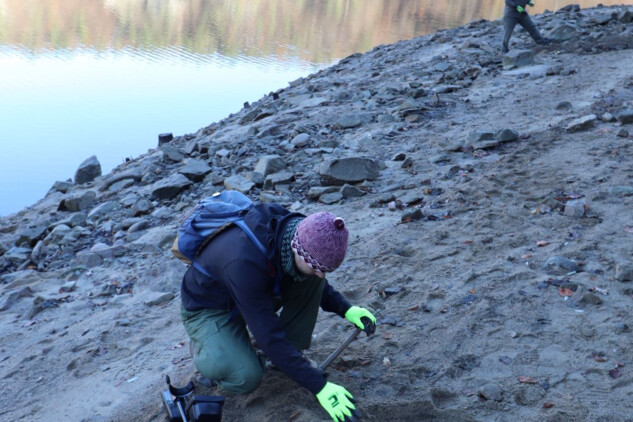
178, 159, 212, 182
160, 145, 186, 162
59, 191, 97, 212
15, 220, 52, 247
546, 23, 580, 42
502, 50, 535, 70
616, 109, 633, 125
619, 9, 633, 23
224, 174, 255, 193
2, 247, 32, 265
319, 157, 381, 185
254, 155, 286, 177
335, 114, 363, 129
131, 226, 176, 250
87, 201, 120, 223
100, 169, 144, 191
151, 174, 192, 200
42, 224, 75, 245
74, 155, 102, 185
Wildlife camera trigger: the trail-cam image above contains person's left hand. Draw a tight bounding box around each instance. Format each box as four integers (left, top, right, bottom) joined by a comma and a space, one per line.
344, 306, 376, 334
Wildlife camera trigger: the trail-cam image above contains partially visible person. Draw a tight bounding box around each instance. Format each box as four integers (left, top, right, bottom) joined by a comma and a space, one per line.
180, 203, 376, 422
502, 0, 554, 53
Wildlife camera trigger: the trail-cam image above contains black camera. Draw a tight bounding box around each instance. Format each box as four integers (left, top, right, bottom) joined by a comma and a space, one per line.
162, 375, 225, 422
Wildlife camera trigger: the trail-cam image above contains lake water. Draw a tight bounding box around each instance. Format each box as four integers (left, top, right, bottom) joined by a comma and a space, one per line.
0, 0, 629, 216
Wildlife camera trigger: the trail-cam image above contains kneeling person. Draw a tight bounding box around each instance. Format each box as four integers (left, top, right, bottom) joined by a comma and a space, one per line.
180, 204, 376, 422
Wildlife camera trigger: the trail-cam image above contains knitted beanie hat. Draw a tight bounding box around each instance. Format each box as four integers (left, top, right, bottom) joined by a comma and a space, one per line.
291, 212, 349, 273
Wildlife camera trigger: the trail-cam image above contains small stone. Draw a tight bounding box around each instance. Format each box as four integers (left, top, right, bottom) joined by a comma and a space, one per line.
566, 114, 596, 132
514, 385, 545, 406
542, 256, 580, 274
602, 112, 615, 122
383, 287, 402, 296
563, 199, 586, 218
319, 192, 344, 204
495, 128, 519, 143
579, 293, 603, 306
291, 133, 310, 147
615, 263, 633, 282
478, 384, 503, 402
340, 184, 365, 198
144, 292, 175, 306
556, 101, 573, 111
401, 209, 423, 223
59, 281, 76, 293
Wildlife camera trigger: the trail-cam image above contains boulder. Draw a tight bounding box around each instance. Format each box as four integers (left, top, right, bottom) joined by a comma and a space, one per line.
254, 155, 286, 177
319, 157, 381, 185
178, 159, 212, 182
151, 174, 192, 200
74, 155, 102, 185
502, 50, 535, 70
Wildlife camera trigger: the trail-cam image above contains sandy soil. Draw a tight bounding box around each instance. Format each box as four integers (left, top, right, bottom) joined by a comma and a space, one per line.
1, 5, 633, 422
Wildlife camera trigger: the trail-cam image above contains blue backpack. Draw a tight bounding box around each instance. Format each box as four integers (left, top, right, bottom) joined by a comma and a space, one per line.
171, 190, 268, 278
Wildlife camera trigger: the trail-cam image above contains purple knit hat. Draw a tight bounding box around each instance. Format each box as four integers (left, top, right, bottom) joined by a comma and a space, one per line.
291, 212, 349, 273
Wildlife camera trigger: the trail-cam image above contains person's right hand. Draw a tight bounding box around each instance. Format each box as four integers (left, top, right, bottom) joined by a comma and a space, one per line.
517, 5, 525, 12
316, 382, 358, 421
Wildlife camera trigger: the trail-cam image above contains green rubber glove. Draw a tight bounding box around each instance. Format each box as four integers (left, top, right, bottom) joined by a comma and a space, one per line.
517, 5, 525, 12
528, 1, 535, 6
344, 306, 377, 334
316, 382, 356, 422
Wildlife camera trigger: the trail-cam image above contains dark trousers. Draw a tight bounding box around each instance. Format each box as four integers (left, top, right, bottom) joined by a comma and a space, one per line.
181, 278, 325, 394
502, 6, 544, 51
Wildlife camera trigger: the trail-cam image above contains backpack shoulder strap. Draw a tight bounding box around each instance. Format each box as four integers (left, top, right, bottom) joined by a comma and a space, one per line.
233, 219, 279, 297
233, 219, 267, 256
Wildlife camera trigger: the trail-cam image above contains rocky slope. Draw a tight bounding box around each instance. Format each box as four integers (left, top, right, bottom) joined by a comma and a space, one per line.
2, 5, 633, 422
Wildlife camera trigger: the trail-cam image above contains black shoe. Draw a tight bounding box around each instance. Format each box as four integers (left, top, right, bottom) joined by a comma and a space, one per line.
194, 374, 217, 388
538, 37, 555, 45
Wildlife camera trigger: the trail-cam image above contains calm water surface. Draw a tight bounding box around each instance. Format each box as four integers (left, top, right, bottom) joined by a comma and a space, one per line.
0, 0, 629, 216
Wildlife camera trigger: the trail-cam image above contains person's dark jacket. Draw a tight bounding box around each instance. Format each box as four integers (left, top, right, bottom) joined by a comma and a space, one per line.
181, 203, 352, 394
505, 0, 531, 9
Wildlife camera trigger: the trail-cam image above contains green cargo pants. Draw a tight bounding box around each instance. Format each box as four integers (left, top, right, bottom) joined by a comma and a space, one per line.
181, 278, 325, 394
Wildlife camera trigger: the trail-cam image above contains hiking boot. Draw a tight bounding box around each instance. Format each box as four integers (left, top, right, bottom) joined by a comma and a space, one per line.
501, 45, 509, 54
537, 37, 555, 45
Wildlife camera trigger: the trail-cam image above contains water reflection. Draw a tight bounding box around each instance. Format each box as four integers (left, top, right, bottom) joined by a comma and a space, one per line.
6, 0, 629, 62
1, 0, 632, 216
